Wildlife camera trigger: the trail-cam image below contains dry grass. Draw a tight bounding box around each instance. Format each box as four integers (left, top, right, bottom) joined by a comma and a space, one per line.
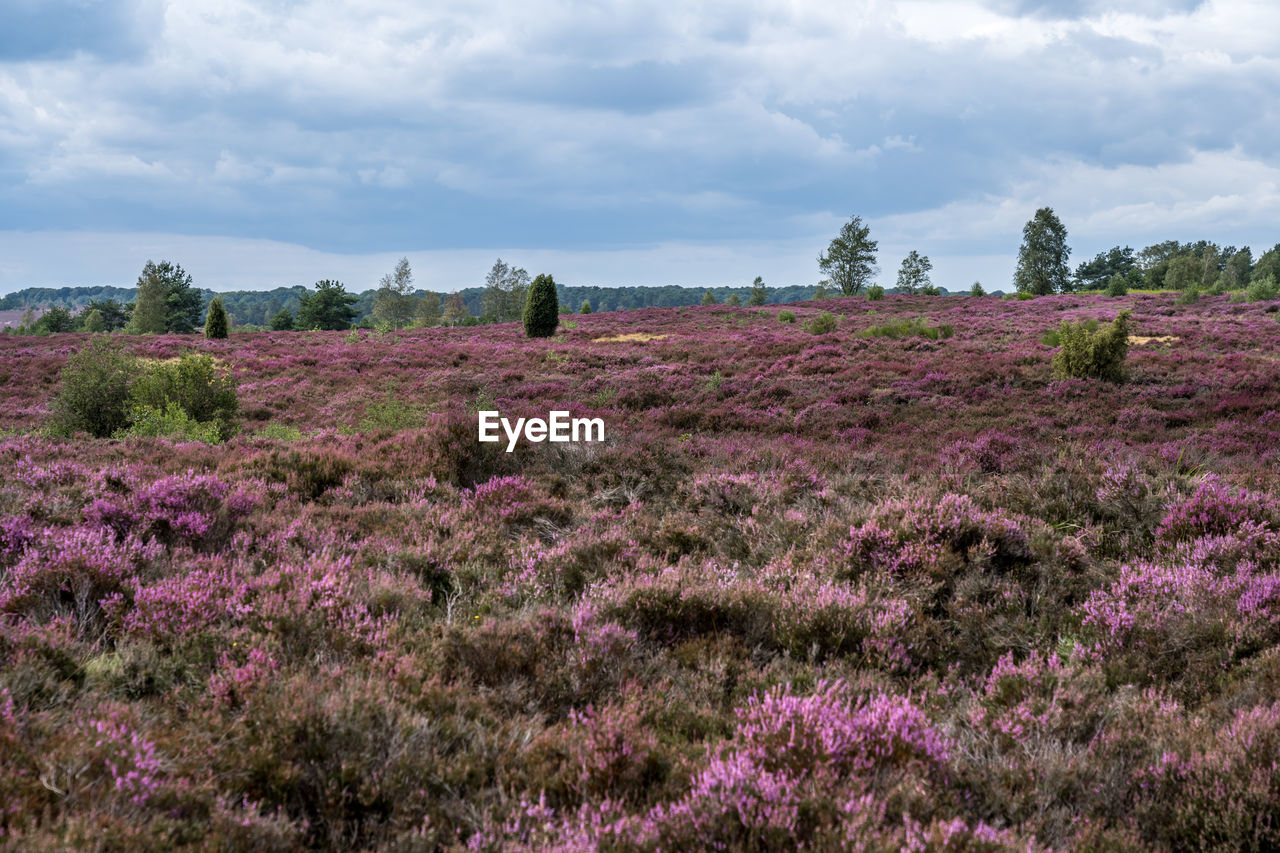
1128, 335, 1179, 346
591, 333, 669, 343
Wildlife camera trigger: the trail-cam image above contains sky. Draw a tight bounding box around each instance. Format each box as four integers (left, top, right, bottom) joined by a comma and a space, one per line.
1, 0, 1278, 295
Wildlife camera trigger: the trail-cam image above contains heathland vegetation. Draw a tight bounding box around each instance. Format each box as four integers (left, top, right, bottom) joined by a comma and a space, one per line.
3, 282, 1280, 848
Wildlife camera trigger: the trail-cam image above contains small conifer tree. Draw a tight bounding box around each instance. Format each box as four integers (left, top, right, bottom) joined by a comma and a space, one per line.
205, 297, 229, 339
579, 300, 592, 314
523, 273, 560, 337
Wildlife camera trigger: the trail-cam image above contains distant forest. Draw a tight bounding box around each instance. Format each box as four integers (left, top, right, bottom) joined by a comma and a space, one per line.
0, 282, 832, 328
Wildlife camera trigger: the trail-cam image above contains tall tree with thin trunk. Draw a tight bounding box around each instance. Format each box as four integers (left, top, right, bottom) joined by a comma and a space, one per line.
818, 216, 879, 295
1014, 208, 1071, 295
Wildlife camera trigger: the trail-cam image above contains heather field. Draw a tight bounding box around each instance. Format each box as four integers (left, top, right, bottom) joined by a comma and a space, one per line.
5, 293, 1280, 851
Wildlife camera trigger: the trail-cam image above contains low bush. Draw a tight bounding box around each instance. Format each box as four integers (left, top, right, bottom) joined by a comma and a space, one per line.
1051, 310, 1130, 382
777, 310, 796, 323
49, 338, 141, 438
866, 285, 885, 301
807, 312, 838, 335
1247, 274, 1278, 302
860, 316, 953, 340
129, 353, 239, 439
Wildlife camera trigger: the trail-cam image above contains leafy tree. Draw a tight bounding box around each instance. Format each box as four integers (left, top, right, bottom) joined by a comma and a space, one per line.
128, 262, 172, 334
1014, 208, 1071, 295
204, 297, 229, 339
523, 274, 559, 338
297, 280, 358, 330
415, 292, 442, 327
748, 276, 768, 306
579, 300, 592, 314
1074, 246, 1136, 290
442, 292, 469, 326
866, 285, 885, 301
1252, 244, 1279, 285
726, 293, 741, 306
371, 257, 417, 330
34, 306, 74, 334
896, 250, 933, 294
1105, 274, 1128, 297
701, 289, 716, 306
818, 215, 878, 295
1164, 255, 1200, 292
270, 308, 295, 331
84, 298, 130, 330
81, 308, 105, 333
480, 259, 531, 323
969, 281, 985, 297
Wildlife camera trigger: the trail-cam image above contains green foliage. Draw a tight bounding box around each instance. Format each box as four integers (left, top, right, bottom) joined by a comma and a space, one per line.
969, 281, 985, 297
115, 401, 225, 443
579, 300, 592, 314
81, 308, 106, 333
32, 305, 74, 334
819, 215, 879, 295
748, 276, 768, 306
415, 291, 442, 327
297, 280, 358, 330
1014, 207, 1071, 295
1051, 310, 1131, 382
127, 260, 202, 333
50, 338, 142, 437
358, 398, 423, 433
204, 297, 229, 339
257, 422, 304, 441
129, 352, 239, 439
726, 293, 741, 307
866, 285, 885, 301
1176, 286, 1200, 305
481, 259, 531, 323
860, 316, 954, 340
1105, 274, 1128, 297
371, 258, 417, 330
1075, 245, 1136, 290
1246, 274, 1278, 302
896, 250, 933, 294
807, 312, 838, 335
270, 308, 295, 331
777, 310, 796, 323
84, 297, 131, 330
523, 274, 560, 338
701, 289, 716, 306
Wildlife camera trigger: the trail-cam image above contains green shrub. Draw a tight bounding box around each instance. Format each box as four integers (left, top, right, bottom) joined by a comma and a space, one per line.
1106, 275, 1128, 297
258, 422, 304, 441
1176, 286, 1200, 305
866, 285, 885, 301
115, 402, 225, 443
579, 300, 592, 314
270, 308, 295, 331
49, 338, 141, 437
129, 352, 239, 439
524, 274, 560, 337
861, 316, 954, 341
777, 310, 796, 323
357, 398, 423, 433
1247, 274, 1278, 302
204, 297, 229, 339
807, 312, 838, 335
1051, 310, 1131, 382
969, 281, 985, 297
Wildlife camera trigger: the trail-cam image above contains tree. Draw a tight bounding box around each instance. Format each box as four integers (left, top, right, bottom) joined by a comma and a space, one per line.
748, 276, 768, 306
297, 280, 358, 330
128, 262, 171, 334
896, 250, 933, 294
1253, 244, 1280, 285
34, 306, 74, 334
84, 298, 130, 331
442, 293, 469, 326
523, 274, 559, 338
269, 308, 295, 331
818, 216, 879, 295
727, 293, 741, 306
1225, 247, 1254, 286
204, 297, 229, 339
1164, 255, 1200, 292
1014, 208, 1071, 295
371, 257, 417, 330
969, 281, 985, 297
161, 262, 204, 333
1074, 246, 1136, 290
702, 289, 716, 306
81, 308, 106, 333
481, 259, 531, 323
579, 300, 592, 314
415, 292, 442, 327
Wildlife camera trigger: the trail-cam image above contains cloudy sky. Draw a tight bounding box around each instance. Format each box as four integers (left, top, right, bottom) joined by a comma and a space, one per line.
1, 0, 1277, 294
